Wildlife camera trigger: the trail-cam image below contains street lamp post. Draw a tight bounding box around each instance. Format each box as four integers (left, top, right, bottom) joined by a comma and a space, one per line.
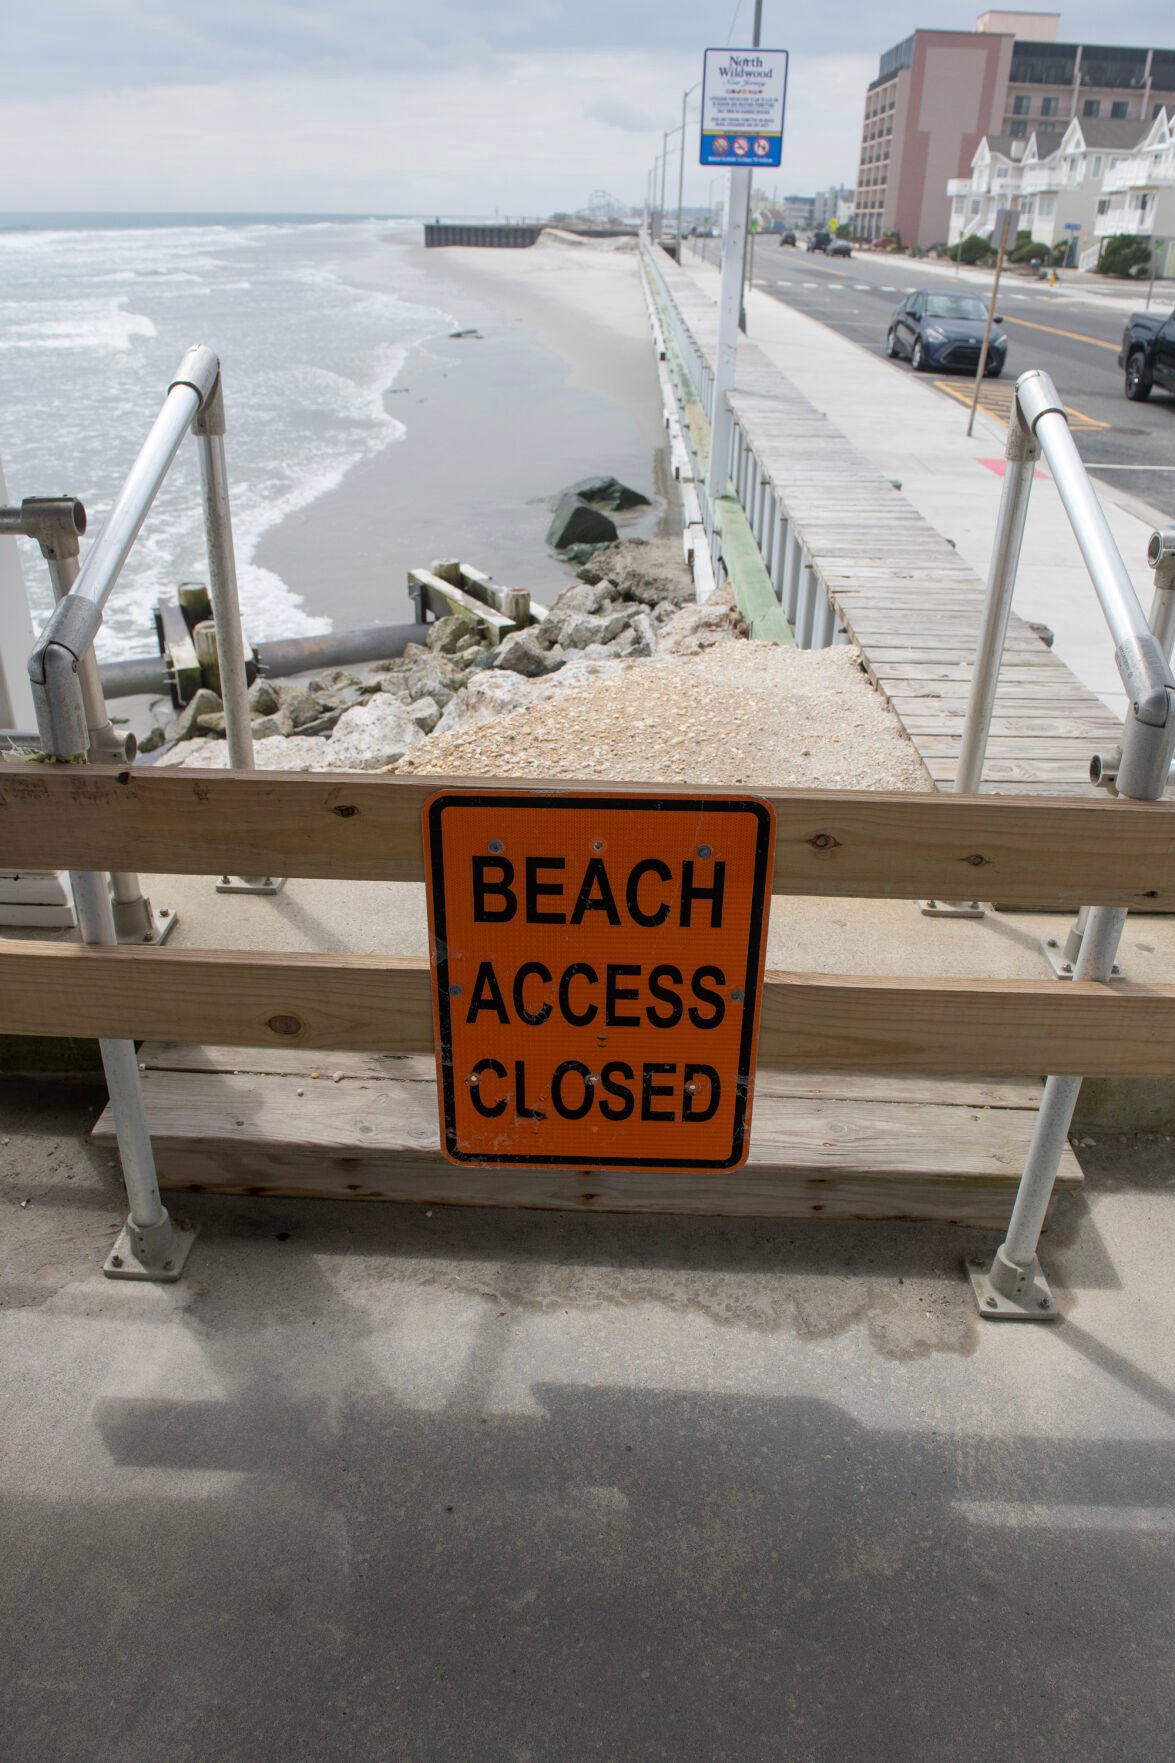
675, 80, 701, 260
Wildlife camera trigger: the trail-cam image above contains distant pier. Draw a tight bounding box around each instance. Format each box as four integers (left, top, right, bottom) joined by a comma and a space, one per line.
424, 222, 542, 249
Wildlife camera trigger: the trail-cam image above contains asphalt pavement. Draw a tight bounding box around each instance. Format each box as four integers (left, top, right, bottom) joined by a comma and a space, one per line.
697, 237, 1175, 520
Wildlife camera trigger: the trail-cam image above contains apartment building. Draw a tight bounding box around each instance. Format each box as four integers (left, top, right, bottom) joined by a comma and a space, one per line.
855, 12, 1175, 248
946, 108, 1175, 275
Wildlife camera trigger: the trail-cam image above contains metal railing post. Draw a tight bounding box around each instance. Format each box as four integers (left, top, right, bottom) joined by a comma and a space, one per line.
954, 395, 1040, 795
968, 394, 1175, 1319
11, 497, 176, 945
69, 868, 197, 1282
925, 386, 1040, 920
193, 371, 285, 897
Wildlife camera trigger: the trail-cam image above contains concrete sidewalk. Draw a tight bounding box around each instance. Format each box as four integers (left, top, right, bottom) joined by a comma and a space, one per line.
682, 253, 1165, 718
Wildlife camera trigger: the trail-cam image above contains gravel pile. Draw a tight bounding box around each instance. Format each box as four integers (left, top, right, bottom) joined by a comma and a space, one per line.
398, 641, 931, 791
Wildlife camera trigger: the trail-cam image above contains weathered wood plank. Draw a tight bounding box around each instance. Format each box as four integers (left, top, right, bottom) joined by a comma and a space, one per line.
2, 767, 1172, 907
7, 943, 1175, 1075
136, 1041, 1045, 1107
92, 1068, 1080, 1224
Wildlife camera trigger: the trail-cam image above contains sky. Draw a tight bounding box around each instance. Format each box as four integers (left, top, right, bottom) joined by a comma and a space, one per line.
0, 2, 1173, 215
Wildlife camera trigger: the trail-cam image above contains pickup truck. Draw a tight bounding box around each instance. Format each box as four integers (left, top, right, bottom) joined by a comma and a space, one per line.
1118, 306, 1175, 400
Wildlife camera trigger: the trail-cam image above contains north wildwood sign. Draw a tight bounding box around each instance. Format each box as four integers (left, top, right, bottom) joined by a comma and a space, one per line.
423, 791, 776, 1169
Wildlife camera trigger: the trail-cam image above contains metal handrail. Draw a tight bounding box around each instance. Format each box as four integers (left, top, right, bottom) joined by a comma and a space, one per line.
18, 344, 265, 1285
959, 368, 1175, 1319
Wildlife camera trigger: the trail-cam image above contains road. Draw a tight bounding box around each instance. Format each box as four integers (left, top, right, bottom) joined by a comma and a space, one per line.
697, 237, 1175, 521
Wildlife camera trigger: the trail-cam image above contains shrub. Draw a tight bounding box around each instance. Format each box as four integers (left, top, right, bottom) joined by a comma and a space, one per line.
1098, 234, 1153, 277
948, 233, 996, 265
1008, 231, 1051, 263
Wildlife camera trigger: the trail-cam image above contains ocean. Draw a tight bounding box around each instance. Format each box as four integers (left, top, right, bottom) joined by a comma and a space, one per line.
0, 214, 455, 658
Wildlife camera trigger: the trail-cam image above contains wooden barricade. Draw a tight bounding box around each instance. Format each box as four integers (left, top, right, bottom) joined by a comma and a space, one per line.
2, 765, 1174, 1221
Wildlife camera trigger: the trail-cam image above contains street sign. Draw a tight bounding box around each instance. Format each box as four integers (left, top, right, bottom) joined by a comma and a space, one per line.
992, 206, 1019, 252
700, 47, 789, 169
1064, 221, 1081, 232
423, 790, 776, 1170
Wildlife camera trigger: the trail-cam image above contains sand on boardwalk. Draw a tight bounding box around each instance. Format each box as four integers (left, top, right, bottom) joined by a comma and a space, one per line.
398, 643, 931, 792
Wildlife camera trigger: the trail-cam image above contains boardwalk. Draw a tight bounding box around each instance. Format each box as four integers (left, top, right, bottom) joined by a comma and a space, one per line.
647, 248, 1124, 795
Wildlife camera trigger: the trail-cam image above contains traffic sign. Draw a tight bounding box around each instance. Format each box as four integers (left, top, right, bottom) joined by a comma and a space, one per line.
423, 790, 776, 1170
701, 47, 789, 169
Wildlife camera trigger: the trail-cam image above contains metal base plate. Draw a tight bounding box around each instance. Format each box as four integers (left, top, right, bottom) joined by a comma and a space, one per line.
216, 875, 287, 896
921, 898, 985, 918
1041, 937, 1121, 981
967, 1255, 1059, 1320
117, 905, 178, 946
104, 1219, 197, 1282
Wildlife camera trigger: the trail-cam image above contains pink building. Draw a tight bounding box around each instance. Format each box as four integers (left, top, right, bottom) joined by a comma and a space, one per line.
856, 12, 1175, 247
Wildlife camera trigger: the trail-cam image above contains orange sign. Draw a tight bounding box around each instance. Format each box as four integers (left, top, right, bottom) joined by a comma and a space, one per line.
423, 790, 775, 1170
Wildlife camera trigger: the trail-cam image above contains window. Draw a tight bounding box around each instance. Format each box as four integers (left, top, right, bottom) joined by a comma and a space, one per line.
1083, 99, 1101, 118
1012, 95, 1031, 115
1097, 198, 1110, 215
1010, 121, 1027, 138
1041, 97, 1059, 117
1092, 155, 1103, 177
1111, 100, 1128, 119
1040, 196, 1056, 216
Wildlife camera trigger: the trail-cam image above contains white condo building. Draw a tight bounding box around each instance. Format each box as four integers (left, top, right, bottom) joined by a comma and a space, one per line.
947, 108, 1175, 272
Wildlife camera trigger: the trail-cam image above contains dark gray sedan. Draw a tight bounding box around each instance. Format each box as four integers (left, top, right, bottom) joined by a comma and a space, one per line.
886, 290, 1007, 376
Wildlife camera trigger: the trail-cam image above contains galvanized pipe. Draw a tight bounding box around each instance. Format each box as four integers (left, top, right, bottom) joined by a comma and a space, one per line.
954, 409, 1039, 794
71, 383, 202, 613
1018, 372, 1172, 725
196, 427, 254, 773
1031, 406, 1154, 658
1002, 903, 1129, 1269
69, 869, 166, 1232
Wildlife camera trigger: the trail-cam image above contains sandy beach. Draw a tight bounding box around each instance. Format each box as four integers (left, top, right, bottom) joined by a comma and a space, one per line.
254, 231, 673, 630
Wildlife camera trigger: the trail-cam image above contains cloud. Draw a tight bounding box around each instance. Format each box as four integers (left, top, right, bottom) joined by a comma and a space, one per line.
1, 3, 1169, 212
0, 48, 875, 214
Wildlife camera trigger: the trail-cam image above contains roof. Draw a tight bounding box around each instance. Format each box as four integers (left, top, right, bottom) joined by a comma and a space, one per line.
981, 134, 1027, 159
1068, 118, 1150, 151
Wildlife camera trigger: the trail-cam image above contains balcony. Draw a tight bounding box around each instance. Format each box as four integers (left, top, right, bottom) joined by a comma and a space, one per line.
947, 178, 971, 196
1101, 155, 1151, 193
1093, 206, 1155, 237
1020, 165, 1061, 194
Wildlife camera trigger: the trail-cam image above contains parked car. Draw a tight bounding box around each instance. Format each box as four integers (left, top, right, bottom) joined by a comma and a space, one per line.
779, 230, 797, 246
1118, 306, 1175, 401
806, 231, 830, 253
827, 238, 852, 257
886, 290, 1007, 376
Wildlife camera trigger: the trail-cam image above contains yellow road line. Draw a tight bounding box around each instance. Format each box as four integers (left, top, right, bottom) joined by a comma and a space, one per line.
1002, 315, 1120, 351
932, 379, 1111, 431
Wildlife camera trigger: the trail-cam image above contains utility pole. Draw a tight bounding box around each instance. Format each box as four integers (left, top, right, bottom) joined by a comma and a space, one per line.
659, 132, 669, 240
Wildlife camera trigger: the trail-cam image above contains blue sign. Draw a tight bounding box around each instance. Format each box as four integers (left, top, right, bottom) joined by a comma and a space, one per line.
700, 47, 789, 169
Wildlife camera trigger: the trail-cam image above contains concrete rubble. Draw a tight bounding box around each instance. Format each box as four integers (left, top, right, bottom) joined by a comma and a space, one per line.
161, 538, 756, 775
